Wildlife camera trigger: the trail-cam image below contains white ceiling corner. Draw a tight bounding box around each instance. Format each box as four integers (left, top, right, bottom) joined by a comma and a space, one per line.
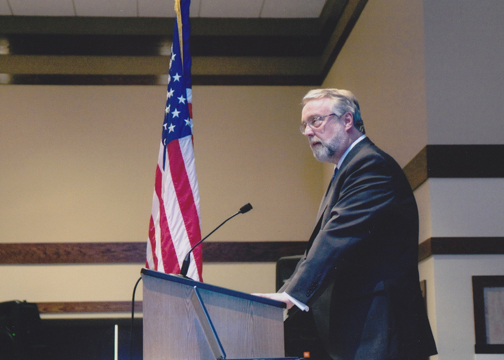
74, 0, 137, 17
0, 0, 13, 15
8, 0, 74, 16
137, 0, 173, 18
137, 0, 201, 18
199, 0, 264, 18
261, 0, 326, 18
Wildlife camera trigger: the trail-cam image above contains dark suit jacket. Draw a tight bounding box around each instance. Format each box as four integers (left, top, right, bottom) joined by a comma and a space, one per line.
281, 137, 437, 360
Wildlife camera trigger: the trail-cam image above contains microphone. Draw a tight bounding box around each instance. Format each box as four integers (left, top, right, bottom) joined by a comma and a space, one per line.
180, 203, 253, 278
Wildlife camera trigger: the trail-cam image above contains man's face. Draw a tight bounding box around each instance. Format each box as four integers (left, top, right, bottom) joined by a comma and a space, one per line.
301, 98, 346, 164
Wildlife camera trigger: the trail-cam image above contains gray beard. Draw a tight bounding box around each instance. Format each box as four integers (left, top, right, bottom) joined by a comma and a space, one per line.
311, 141, 337, 163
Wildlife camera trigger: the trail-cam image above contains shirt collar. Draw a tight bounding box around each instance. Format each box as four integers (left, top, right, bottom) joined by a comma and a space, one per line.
337, 134, 366, 170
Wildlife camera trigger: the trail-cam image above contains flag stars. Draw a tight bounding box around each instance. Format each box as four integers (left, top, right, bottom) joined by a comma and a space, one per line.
165, 105, 170, 114
171, 108, 180, 118
184, 118, 193, 128
168, 123, 176, 133
167, 88, 174, 98
178, 95, 186, 104
173, 73, 181, 82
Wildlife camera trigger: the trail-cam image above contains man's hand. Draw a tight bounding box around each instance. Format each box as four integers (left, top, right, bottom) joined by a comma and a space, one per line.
252, 292, 294, 309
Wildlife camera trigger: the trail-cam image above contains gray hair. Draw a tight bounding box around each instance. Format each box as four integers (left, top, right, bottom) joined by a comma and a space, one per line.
302, 88, 365, 134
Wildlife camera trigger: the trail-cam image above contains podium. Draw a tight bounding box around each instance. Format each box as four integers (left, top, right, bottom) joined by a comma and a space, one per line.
142, 268, 298, 360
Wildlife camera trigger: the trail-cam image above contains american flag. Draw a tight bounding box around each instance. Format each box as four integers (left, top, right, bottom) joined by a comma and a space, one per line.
146, 0, 202, 281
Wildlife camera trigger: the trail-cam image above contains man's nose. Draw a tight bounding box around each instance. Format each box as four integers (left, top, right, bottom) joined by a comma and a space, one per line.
302, 125, 315, 137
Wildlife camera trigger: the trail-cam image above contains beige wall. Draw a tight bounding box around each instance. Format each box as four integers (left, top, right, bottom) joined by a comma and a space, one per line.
322, 0, 428, 168
0, 85, 317, 245
0, 84, 317, 307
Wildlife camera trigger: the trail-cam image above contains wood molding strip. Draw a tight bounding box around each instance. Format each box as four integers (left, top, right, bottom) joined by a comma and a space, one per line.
403, 145, 504, 190
33, 240, 504, 314
37, 301, 142, 313
2, 238, 504, 265
0, 241, 307, 264
0, 242, 146, 264
203, 241, 306, 262
3, 74, 322, 86
403, 147, 428, 190
426, 145, 504, 179
418, 237, 504, 262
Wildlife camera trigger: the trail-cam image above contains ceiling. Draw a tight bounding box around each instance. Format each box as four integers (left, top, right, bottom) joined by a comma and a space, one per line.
1, 0, 327, 18
0, 0, 368, 85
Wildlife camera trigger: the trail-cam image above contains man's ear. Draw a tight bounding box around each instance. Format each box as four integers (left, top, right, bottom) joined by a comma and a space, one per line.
343, 112, 354, 131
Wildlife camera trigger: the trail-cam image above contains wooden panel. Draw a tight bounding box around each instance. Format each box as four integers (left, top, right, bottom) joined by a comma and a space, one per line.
37, 301, 142, 313
7, 74, 163, 85
203, 241, 306, 262
427, 145, 504, 178
0, 241, 307, 264
0, 242, 146, 264
5, 74, 322, 86
404, 145, 504, 190
418, 238, 432, 262
403, 146, 428, 190
143, 276, 211, 359
430, 237, 504, 255
418, 237, 504, 262
12, 237, 504, 315
142, 271, 285, 359
3, 238, 504, 265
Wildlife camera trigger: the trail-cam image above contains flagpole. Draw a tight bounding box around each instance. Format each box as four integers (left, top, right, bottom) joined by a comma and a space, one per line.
175, 0, 184, 66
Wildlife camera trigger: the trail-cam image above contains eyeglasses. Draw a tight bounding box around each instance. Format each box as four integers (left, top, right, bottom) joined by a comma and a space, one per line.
300, 113, 339, 134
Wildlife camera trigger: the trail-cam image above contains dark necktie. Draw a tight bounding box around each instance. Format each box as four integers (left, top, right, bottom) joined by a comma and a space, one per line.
332, 167, 339, 181
311, 167, 340, 252
325, 167, 338, 196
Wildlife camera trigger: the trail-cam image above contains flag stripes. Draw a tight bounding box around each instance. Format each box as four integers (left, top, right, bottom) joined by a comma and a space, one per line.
146, 0, 202, 281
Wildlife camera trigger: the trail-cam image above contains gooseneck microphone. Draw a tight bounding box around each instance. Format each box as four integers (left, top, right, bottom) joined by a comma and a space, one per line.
180, 203, 253, 278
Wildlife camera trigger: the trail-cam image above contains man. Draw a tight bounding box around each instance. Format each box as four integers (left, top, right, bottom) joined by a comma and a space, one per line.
256, 89, 437, 360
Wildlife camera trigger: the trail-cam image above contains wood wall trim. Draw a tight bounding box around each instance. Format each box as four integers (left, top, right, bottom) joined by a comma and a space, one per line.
37, 301, 142, 314
3, 74, 322, 86
418, 237, 504, 262
426, 145, 504, 179
203, 241, 307, 262
3, 238, 504, 265
403, 145, 504, 190
403, 147, 428, 190
0, 241, 307, 264
0, 242, 146, 264
6, 237, 503, 315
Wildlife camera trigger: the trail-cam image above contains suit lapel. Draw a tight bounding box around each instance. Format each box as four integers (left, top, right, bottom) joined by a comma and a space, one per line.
306, 138, 373, 253
308, 169, 337, 252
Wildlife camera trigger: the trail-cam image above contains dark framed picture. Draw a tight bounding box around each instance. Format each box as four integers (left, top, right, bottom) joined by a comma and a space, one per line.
472, 276, 504, 354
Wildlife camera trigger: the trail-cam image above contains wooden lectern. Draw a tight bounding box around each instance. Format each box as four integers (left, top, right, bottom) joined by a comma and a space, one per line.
142, 268, 298, 360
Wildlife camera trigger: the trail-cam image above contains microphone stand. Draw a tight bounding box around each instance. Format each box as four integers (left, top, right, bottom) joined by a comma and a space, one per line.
180, 203, 253, 278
